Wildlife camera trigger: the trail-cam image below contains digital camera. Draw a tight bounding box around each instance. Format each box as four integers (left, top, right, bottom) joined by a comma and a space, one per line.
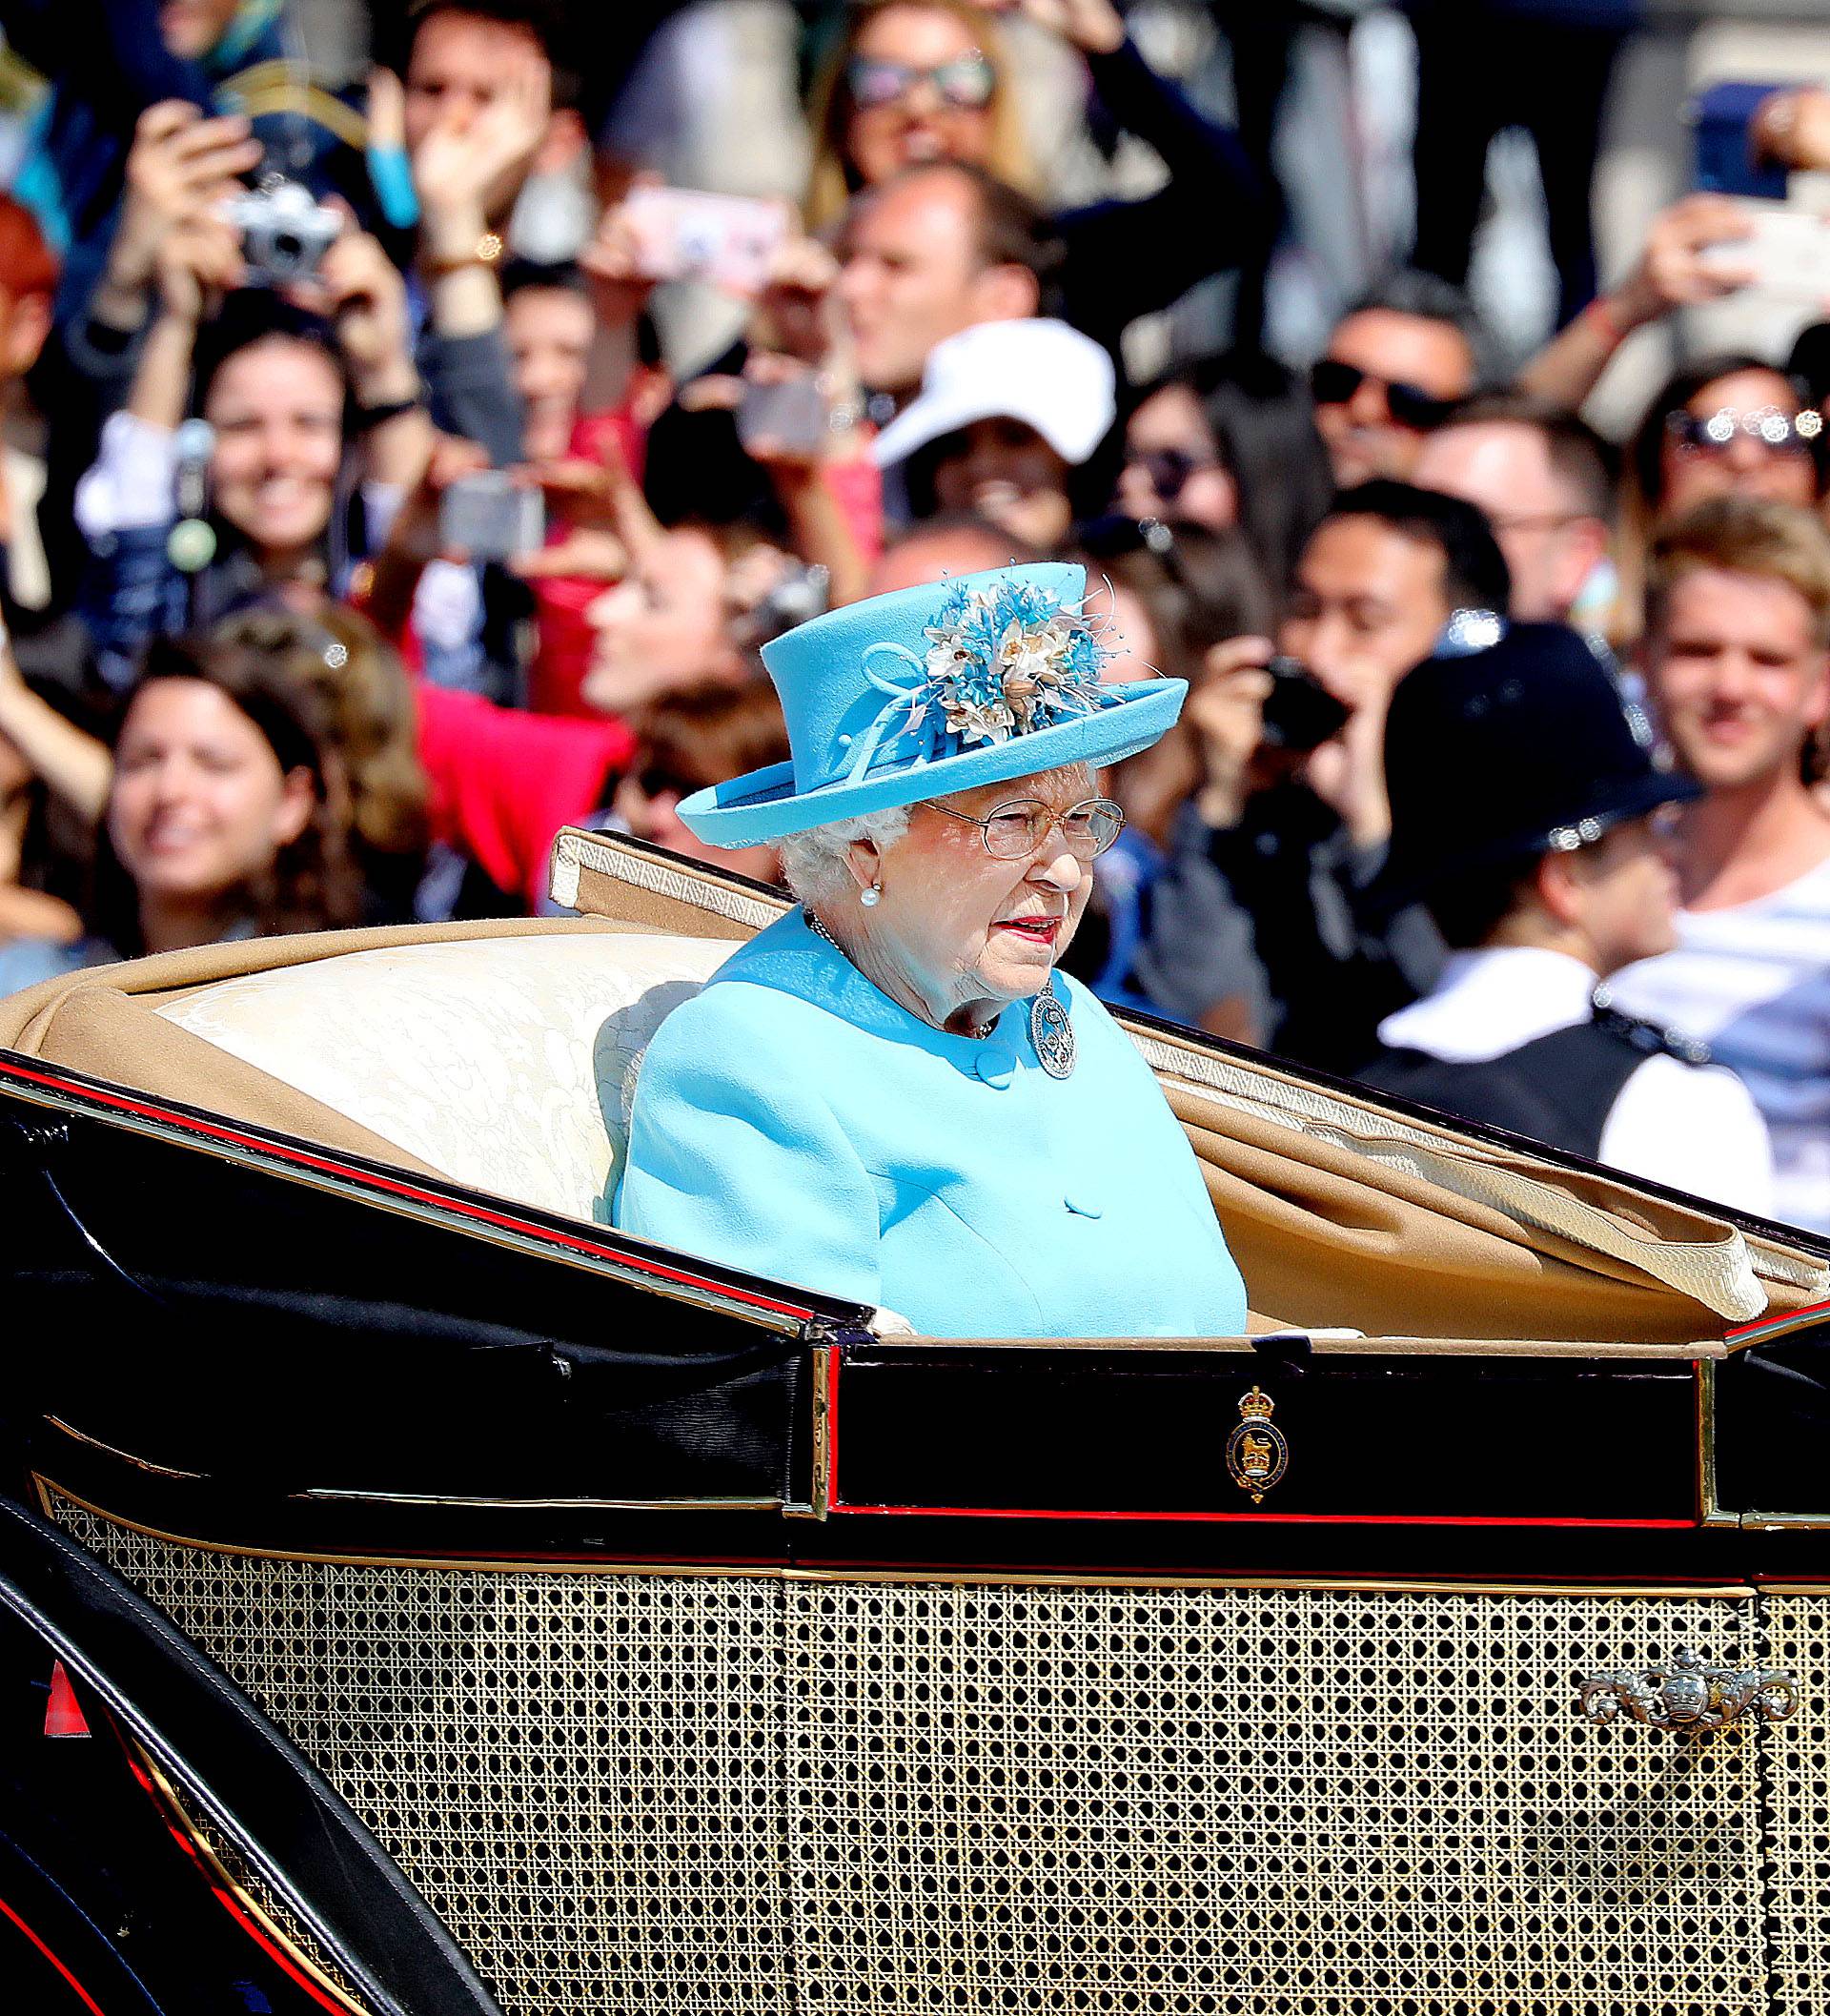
437, 470, 545, 563
229, 174, 340, 285
1259, 655, 1350, 753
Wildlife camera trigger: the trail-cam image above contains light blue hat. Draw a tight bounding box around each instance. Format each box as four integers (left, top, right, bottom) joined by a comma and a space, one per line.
678, 563, 1187, 846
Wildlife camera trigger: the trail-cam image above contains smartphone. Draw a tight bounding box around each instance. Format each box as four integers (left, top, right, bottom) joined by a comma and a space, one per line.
1259, 656, 1349, 754
438, 471, 544, 563
621, 186, 790, 295
1698, 202, 1830, 298
1692, 80, 1793, 200
736, 375, 830, 458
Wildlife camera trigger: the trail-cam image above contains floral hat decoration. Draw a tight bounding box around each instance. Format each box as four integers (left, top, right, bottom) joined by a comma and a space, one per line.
678, 562, 1187, 846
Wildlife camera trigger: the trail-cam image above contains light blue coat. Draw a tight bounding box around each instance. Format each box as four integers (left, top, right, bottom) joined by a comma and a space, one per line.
615, 911, 1249, 1338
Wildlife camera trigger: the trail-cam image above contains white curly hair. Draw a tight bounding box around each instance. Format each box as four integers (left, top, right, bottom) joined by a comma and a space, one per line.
777, 805, 912, 906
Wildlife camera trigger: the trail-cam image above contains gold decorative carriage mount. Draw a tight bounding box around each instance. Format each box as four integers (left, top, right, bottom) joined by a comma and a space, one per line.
1226, 1386, 1289, 1503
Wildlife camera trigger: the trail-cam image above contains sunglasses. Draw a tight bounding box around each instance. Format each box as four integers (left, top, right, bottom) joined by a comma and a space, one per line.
1665, 404, 1825, 455
1076, 512, 1178, 561
932, 796, 1126, 861
636, 764, 702, 802
846, 52, 996, 111
1126, 445, 1222, 502
1309, 357, 1459, 432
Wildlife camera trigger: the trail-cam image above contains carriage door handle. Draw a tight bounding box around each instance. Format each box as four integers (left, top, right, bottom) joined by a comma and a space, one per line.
1575, 1646, 1800, 1730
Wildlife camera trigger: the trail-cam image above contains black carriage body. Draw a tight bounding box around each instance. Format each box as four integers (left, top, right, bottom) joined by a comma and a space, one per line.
0, 1047, 1784, 1565
5, 861, 1830, 2015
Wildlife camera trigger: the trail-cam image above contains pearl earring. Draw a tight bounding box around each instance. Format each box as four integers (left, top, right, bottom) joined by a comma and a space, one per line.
861, 883, 882, 908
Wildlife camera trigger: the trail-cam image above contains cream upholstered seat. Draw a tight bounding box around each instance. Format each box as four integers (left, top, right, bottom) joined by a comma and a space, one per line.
155, 932, 735, 1224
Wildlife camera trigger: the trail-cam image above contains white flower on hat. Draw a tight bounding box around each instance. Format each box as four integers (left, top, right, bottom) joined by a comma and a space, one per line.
908, 578, 1109, 750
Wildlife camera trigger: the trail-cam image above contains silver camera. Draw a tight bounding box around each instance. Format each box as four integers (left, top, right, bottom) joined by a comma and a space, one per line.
228, 174, 340, 285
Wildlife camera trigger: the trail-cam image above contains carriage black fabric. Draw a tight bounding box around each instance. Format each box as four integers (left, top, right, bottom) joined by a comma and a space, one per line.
3, 1098, 816, 1503
1353, 1009, 1681, 1163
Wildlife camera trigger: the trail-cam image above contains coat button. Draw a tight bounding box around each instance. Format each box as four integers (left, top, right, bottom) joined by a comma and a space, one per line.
974, 1049, 1013, 1088
1064, 1194, 1103, 1219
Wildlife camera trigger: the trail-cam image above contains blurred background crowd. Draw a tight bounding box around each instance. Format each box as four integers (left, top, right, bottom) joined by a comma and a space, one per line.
4, 0, 1830, 1233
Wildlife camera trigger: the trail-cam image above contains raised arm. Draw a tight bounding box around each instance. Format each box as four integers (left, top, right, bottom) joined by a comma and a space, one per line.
666, 237, 876, 607
304, 230, 434, 493
400, 55, 549, 463
71, 212, 242, 673
0, 639, 112, 825
1519, 193, 1758, 412
577, 181, 665, 420
86, 101, 261, 355
1017, 0, 1273, 329
357, 432, 492, 648
125, 208, 241, 433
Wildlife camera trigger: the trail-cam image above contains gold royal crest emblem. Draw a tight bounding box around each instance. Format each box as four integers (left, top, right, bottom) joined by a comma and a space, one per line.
1225, 1386, 1289, 1504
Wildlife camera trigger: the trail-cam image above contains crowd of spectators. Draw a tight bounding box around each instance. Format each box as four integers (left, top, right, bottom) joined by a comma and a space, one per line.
5, 0, 1830, 1235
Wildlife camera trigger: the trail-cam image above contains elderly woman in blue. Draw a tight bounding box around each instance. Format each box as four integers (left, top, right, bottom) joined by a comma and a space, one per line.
615, 563, 1249, 1338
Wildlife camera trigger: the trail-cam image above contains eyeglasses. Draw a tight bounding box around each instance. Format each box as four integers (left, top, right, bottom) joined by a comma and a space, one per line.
1665, 404, 1824, 455
846, 52, 996, 111
932, 795, 1126, 860
1126, 445, 1223, 502
1484, 510, 1587, 536
1309, 356, 1459, 432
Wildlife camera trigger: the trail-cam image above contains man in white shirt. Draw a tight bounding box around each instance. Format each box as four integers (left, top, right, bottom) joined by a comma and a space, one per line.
1357, 621, 1774, 1217
1608, 497, 1830, 1233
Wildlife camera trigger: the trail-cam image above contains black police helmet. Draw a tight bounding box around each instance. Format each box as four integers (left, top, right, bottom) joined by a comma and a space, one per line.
1377, 621, 1700, 906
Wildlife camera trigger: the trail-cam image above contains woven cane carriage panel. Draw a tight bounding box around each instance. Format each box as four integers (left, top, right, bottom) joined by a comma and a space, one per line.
1759, 1593, 1830, 2015
788, 1580, 1766, 2016
51, 1493, 1772, 2016
49, 1495, 792, 2016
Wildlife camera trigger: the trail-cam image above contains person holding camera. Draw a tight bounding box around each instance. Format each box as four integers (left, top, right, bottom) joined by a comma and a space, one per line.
12, 0, 307, 356
32, 93, 265, 612
40, 0, 567, 608
1135, 482, 1513, 1070
640, 158, 1058, 561
802, 0, 1271, 362
71, 208, 432, 684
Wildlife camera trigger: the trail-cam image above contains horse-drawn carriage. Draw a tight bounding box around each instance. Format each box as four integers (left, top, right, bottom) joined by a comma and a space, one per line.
4, 829, 1829, 2015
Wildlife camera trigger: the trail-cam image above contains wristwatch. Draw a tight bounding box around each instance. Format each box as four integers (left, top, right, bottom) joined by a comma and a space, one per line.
421, 231, 504, 279
352, 392, 425, 433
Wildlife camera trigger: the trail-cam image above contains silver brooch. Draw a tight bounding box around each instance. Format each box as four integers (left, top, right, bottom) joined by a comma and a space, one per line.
1030, 977, 1075, 1078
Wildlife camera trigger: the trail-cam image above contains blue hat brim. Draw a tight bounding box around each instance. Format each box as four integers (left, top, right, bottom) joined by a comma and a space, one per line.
679, 677, 1188, 846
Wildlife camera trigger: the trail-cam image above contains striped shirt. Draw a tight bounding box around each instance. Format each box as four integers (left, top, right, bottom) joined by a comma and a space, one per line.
1608, 856, 1830, 1233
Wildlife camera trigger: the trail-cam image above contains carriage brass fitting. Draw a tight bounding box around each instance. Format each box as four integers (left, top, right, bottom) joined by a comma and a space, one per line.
1576, 1646, 1799, 1731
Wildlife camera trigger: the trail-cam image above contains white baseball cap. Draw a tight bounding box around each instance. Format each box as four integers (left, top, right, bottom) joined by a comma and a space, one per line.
869, 317, 1118, 473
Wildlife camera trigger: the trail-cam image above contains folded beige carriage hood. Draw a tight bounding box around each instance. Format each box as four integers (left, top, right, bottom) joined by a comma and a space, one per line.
0, 828, 1822, 1351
